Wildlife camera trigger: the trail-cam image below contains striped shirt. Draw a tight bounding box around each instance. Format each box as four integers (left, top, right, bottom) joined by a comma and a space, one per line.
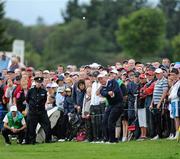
153, 77, 168, 105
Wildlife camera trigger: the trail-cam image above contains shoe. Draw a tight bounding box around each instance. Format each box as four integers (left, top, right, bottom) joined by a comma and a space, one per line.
58, 139, 65, 142
167, 133, 174, 140
137, 137, 145, 141
151, 135, 159, 140
122, 137, 127, 142
170, 131, 179, 140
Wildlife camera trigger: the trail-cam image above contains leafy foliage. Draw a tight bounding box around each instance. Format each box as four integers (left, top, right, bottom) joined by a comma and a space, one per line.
116, 8, 166, 58
171, 34, 180, 61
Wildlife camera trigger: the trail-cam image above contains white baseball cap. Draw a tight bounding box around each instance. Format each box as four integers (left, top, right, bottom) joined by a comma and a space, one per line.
10, 105, 17, 112
97, 71, 108, 78
110, 69, 118, 74
155, 68, 163, 74
43, 70, 50, 74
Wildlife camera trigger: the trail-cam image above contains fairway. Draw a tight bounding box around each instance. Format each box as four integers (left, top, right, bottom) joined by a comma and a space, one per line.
0, 135, 180, 159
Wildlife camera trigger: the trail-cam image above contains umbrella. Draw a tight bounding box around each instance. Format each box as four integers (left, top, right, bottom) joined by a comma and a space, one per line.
36, 107, 61, 143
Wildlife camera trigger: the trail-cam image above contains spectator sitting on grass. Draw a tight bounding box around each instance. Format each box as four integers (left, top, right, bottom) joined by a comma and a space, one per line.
2, 105, 26, 145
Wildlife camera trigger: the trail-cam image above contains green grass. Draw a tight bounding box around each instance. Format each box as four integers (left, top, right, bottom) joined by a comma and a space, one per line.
0, 135, 180, 159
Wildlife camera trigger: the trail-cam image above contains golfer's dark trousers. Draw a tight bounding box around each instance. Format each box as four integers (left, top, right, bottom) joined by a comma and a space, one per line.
152, 104, 162, 138
90, 103, 105, 141
102, 104, 123, 142
27, 111, 51, 144
2, 127, 25, 143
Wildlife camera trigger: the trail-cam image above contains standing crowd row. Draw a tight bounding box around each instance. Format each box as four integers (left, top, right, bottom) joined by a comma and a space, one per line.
0, 57, 180, 144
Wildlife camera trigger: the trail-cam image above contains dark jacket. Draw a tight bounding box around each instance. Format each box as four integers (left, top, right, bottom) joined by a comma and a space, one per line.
63, 95, 75, 115
72, 83, 86, 108
127, 81, 140, 120
100, 79, 123, 106
26, 87, 47, 112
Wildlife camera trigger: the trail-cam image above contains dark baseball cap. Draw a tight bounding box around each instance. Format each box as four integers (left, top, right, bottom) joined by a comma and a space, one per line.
34, 77, 44, 83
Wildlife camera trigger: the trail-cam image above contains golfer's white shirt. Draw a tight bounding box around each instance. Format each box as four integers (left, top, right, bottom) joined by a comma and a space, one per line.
90, 81, 104, 106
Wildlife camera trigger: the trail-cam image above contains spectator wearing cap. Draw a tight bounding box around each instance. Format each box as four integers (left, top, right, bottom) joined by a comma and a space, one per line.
54, 87, 66, 140
45, 83, 56, 110
51, 82, 58, 105
43, 70, 50, 79
60, 87, 75, 140
64, 71, 70, 78
137, 74, 148, 140
26, 67, 33, 86
57, 75, 66, 93
64, 87, 74, 116
7, 70, 15, 80
159, 65, 169, 78
2, 105, 26, 145
143, 70, 156, 137
84, 65, 91, 75
26, 76, 51, 144
168, 68, 180, 140
150, 68, 169, 140
98, 71, 124, 143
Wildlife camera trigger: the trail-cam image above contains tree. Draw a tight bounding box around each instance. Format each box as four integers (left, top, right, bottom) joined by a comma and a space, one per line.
62, 0, 84, 23
171, 34, 180, 61
43, 19, 112, 69
116, 8, 166, 58
0, 1, 11, 50
158, 0, 180, 38
62, 0, 149, 54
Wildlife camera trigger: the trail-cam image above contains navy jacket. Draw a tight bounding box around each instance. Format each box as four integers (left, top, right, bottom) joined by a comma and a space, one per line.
63, 95, 75, 115
100, 79, 123, 106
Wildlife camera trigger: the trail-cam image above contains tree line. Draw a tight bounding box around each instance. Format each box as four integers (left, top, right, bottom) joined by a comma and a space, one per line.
0, 0, 180, 69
